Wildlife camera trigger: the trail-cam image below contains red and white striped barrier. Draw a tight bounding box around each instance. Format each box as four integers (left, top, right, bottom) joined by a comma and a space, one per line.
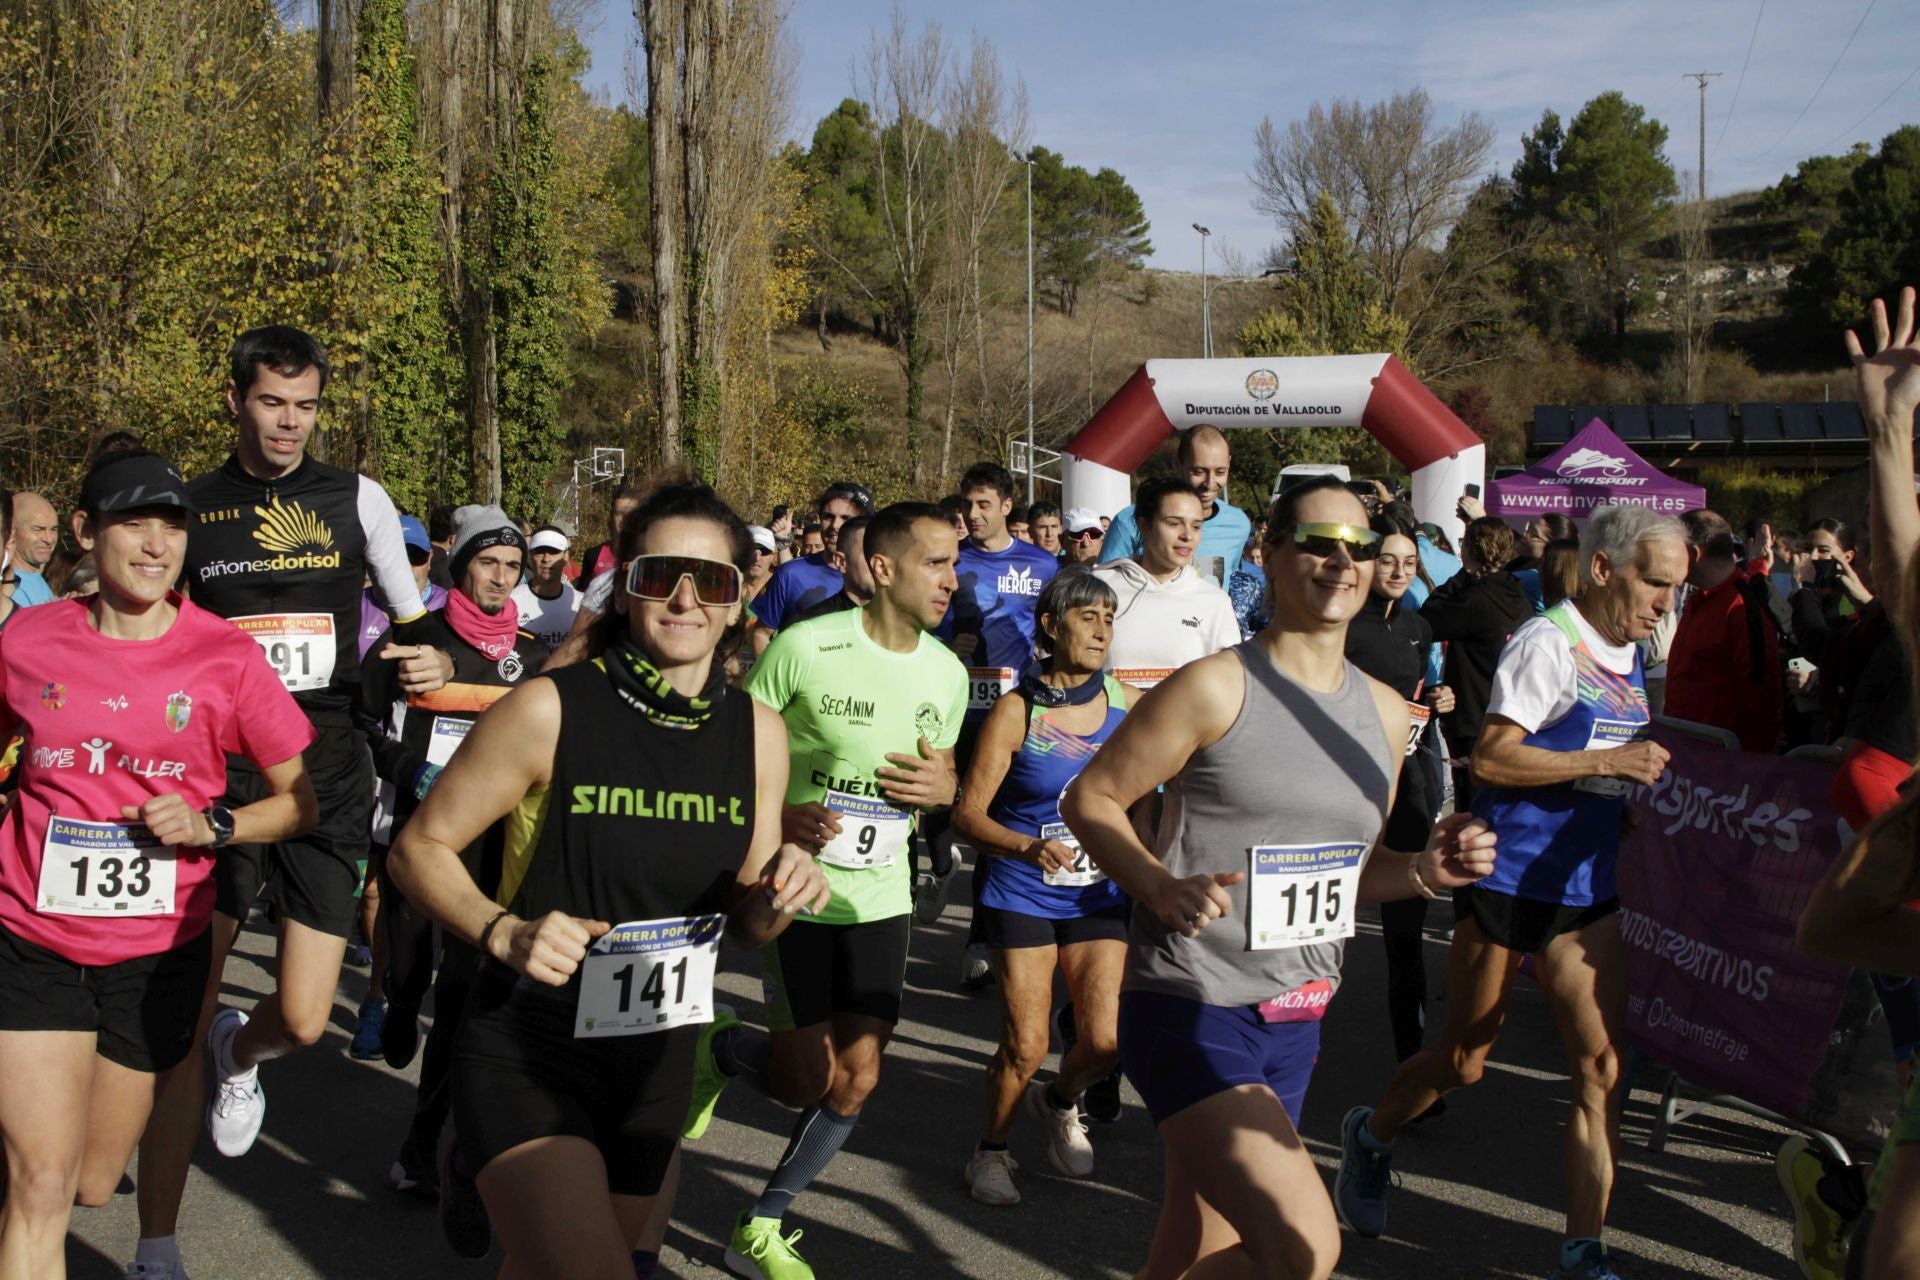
1061, 355, 1485, 543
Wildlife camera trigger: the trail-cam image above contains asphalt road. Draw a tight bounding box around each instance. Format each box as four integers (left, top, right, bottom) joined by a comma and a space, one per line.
66, 893, 1812, 1279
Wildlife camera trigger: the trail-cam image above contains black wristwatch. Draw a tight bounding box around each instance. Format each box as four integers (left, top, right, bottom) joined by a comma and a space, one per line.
204, 805, 235, 849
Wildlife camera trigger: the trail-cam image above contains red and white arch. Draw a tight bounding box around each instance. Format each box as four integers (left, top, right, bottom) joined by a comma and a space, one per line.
1062, 355, 1485, 542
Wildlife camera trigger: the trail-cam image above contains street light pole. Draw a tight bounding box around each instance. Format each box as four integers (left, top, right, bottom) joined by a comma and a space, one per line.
1192, 223, 1212, 358
1022, 150, 1036, 503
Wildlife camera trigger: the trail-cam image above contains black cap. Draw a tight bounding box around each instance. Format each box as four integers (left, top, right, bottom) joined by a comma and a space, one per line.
820, 481, 874, 514
78, 451, 192, 515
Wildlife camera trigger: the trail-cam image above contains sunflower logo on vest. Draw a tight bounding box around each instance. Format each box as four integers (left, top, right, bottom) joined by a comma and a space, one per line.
253, 497, 335, 554
247, 497, 341, 571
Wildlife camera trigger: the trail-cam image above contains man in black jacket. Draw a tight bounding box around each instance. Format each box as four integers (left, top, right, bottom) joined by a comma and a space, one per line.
1418, 517, 1534, 806
355, 505, 546, 1211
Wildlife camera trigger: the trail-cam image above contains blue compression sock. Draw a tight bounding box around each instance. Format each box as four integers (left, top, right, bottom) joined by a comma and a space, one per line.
751, 1102, 858, 1222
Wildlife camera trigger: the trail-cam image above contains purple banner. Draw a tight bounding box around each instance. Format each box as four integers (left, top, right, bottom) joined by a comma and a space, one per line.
1617, 728, 1852, 1122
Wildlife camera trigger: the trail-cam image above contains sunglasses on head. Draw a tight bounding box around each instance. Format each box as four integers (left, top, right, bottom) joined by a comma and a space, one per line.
1275, 523, 1383, 562
824, 482, 874, 513
624, 554, 742, 606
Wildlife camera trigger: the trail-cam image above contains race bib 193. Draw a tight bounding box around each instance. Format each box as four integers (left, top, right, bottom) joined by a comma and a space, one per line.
233, 613, 336, 693
1247, 842, 1366, 950
1573, 717, 1648, 797
818, 789, 911, 870
967, 667, 1016, 712
1040, 821, 1104, 888
37, 816, 177, 917
574, 914, 723, 1039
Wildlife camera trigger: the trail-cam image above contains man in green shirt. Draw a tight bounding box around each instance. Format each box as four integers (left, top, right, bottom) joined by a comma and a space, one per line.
686, 501, 967, 1280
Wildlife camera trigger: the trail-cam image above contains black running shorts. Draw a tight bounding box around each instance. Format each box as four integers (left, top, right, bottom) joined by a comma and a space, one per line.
452, 964, 697, 1197
761, 915, 911, 1032
0, 920, 212, 1072
1451, 883, 1619, 956
215, 715, 370, 938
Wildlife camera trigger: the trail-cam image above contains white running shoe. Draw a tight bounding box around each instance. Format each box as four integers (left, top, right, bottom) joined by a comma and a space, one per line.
206, 1008, 265, 1157
1024, 1080, 1094, 1177
125, 1261, 189, 1279
964, 1147, 1021, 1206
960, 942, 992, 990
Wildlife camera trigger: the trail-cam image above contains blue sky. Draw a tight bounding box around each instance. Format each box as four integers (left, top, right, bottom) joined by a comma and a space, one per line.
575, 0, 1920, 271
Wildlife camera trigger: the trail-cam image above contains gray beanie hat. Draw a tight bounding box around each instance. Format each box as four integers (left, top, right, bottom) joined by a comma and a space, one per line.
448, 504, 527, 583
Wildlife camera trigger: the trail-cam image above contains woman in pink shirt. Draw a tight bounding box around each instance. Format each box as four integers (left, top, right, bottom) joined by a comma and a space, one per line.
0, 451, 316, 1280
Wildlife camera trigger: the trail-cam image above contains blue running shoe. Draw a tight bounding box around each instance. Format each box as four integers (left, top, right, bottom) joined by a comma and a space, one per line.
349, 996, 387, 1061
1334, 1105, 1393, 1238
1549, 1239, 1623, 1279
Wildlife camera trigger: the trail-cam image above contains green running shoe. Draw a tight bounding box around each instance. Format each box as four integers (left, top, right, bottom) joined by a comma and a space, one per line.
682, 1004, 741, 1140
724, 1212, 814, 1280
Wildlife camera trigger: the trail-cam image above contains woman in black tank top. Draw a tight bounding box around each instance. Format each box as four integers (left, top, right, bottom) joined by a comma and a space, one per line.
389, 483, 829, 1280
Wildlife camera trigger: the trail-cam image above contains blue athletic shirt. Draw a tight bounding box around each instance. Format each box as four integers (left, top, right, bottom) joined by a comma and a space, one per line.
935, 538, 1059, 672
980, 676, 1128, 919
754, 551, 842, 632
1469, 601, 1649, 907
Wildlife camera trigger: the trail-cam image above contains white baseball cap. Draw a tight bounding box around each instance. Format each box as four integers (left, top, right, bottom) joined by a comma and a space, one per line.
528, 528, 570, 554
1064, 507, 1103, 535
748, 525, 778, 554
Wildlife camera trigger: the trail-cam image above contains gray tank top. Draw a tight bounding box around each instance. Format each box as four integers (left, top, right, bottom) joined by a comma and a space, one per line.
1125, 639, 1393, 1009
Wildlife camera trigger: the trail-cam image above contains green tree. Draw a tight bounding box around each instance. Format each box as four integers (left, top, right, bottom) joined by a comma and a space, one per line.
1761, 142, 1871, 244
1507, 92, 1675, 345
1786, 128, 1920, 344
801, 99, 887, 344
1028, 148, 1151, 316
492, 54, 570, 522
354, 0, 462, 514
1555, 92, 1676, 341
1236, 193, 1406, 468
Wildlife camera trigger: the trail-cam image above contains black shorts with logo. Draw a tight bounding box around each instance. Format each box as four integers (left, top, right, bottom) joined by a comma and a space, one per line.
0, 920, 212, 1072
1452, 883, 1619, 956
214, 714, 369, 938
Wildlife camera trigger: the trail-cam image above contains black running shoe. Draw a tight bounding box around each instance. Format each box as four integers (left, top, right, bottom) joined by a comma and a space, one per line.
438, 1136, 492, 1260
1083, 1068, 1123, 1124
382, 1001, 421, 1071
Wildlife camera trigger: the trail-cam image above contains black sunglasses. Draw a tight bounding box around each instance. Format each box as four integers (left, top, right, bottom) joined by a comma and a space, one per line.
1069, 528, 1102, 542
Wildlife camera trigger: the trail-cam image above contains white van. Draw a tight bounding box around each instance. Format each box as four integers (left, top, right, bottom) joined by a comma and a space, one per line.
1270, 463, 1351, 500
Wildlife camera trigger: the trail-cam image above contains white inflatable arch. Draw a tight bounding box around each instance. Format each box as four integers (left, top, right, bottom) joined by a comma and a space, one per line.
1061, 355, 1485, 542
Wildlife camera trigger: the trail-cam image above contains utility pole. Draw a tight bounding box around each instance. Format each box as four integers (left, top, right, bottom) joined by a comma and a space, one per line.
1021, 150, 1036, 503
1683, 72, 1721, 202
1192, 223, 1212, 357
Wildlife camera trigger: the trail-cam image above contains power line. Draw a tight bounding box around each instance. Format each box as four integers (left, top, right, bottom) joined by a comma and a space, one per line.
1710, 0, 1765, 162
1814, 59, 1920, 153
1751, 0, 1879, 160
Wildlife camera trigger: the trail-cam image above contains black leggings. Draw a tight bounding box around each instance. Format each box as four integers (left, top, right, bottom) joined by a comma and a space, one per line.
1379, 896, 1430, 1062
380, 857, 478, 1155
